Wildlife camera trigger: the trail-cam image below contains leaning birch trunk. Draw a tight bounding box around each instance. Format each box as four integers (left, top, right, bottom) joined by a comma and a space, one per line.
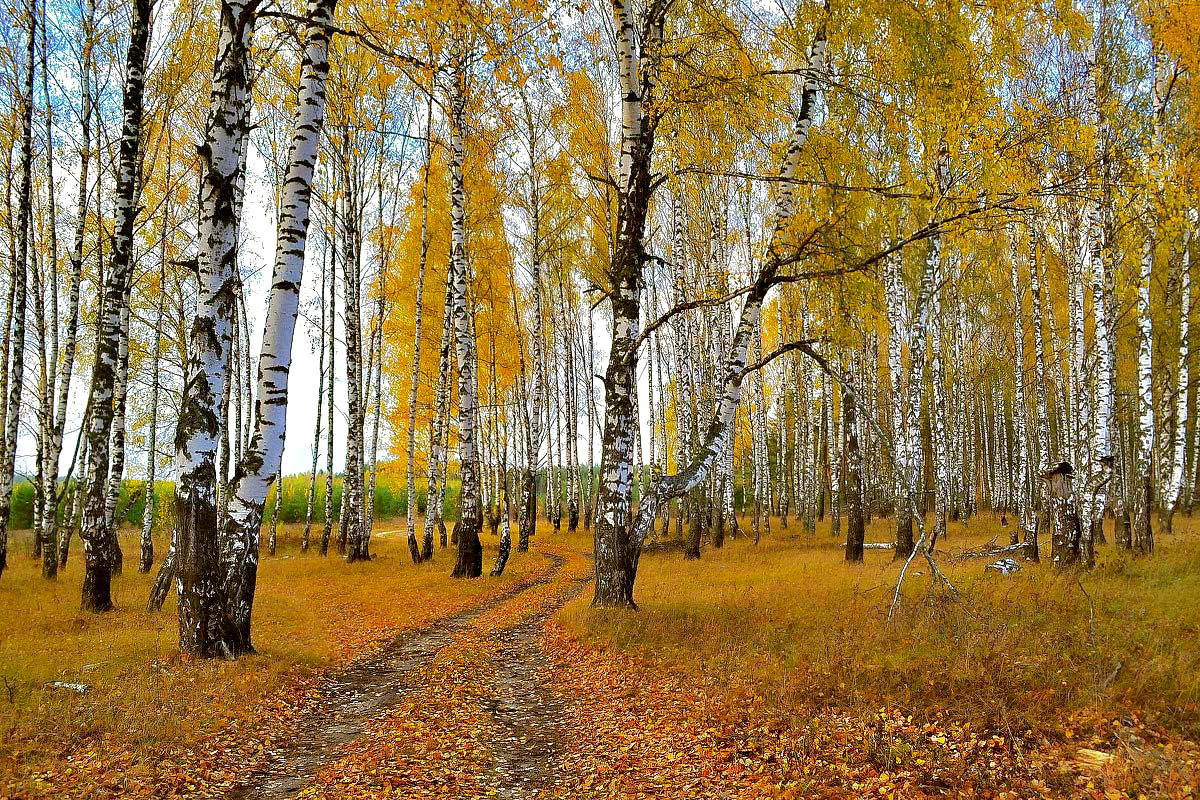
78, 0, 149, 607
341, 161, 369, 563
148, 532, 176, 611
140, 266, 166, 572
591, 0, 665, 606
611, 18, 828, 606
447, 60, 483, 578
174, 0, 258, 656
220, 0, 335, 653
405, 102, 432, 564
0, 3, 34, 582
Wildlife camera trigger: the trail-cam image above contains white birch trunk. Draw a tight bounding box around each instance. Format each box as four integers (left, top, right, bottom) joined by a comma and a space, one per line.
174, 0, 258, 655
220, 0, 336, 650
448, 59, 483, 577
78, 0, 149, 606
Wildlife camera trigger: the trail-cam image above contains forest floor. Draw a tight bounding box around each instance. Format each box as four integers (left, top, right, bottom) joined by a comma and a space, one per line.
1, 513, 1199, 799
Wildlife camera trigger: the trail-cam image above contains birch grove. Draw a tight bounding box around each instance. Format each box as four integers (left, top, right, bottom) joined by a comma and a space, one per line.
0, 0, 1193, 662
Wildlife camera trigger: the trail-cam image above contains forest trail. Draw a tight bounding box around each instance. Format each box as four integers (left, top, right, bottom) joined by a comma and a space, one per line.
229, 548, 588, 800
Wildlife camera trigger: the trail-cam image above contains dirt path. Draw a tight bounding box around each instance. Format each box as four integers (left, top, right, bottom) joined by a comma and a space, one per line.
229, 551, 584, 800
480, 575, 589, 800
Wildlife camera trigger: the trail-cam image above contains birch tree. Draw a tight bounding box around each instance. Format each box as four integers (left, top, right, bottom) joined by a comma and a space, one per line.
447, 58, 484, 578
216, 0, 338, 652
79, 0, 151, 608
595, 10, 828, 606
174, 0, 259, 655
0, 0, 35, 582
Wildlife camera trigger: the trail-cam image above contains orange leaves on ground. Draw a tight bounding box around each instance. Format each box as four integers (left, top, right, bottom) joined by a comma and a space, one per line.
542, 622, 1199, 799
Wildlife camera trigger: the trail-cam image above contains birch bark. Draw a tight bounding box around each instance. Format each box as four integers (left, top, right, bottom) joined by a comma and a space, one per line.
448, 59, 483, 578
222, 0, 336, 650
174, 0, 258, 655
0, 0, 34, 581
79, 0, 150, 607
405, 100, 432, 563
1134, 48, 1166, 556
606, 17, 828, 605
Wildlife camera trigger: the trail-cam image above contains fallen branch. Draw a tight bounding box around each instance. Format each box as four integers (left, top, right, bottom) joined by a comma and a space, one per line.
951, 541, 1027, 562
44, 681, 90, 694
888, 520, 927, 621
863, 542, 895, 550
888, 505, 960, 621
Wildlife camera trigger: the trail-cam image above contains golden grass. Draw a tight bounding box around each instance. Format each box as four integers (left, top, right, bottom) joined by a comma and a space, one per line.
561, 511, 1200, 740
0, 520, 543, 789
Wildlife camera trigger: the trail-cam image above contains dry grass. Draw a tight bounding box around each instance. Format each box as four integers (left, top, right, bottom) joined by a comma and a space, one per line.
561, 511, 1200, 741
0, 520, 542, 790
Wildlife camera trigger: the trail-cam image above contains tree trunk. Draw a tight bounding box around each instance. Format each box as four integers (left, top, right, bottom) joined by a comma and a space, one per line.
405, 98, 432, 564
1009, 230, 1035, 559
341, 148, 369, 563
303, 244, 327, 553
79, 0, 150, 607
140, 260, 167, 572
0, 0, 35, 583
447, 60, 482, 579
220, 0, 335, 652
843, 361, 865, 563
321, 237, 337, 556
174, 0, 258, 656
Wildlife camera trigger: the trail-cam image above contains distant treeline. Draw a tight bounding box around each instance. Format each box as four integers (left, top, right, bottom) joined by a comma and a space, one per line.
8, 466, 753, 531
7, 473, 461, 531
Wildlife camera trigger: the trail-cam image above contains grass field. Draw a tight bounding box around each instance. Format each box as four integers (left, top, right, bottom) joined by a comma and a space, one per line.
3, 510, 1198, 797
562, 511, 1200, 746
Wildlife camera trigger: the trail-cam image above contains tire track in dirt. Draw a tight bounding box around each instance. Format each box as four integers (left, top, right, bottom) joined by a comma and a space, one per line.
478, 567, 591, 799
229, 552, 568, 800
